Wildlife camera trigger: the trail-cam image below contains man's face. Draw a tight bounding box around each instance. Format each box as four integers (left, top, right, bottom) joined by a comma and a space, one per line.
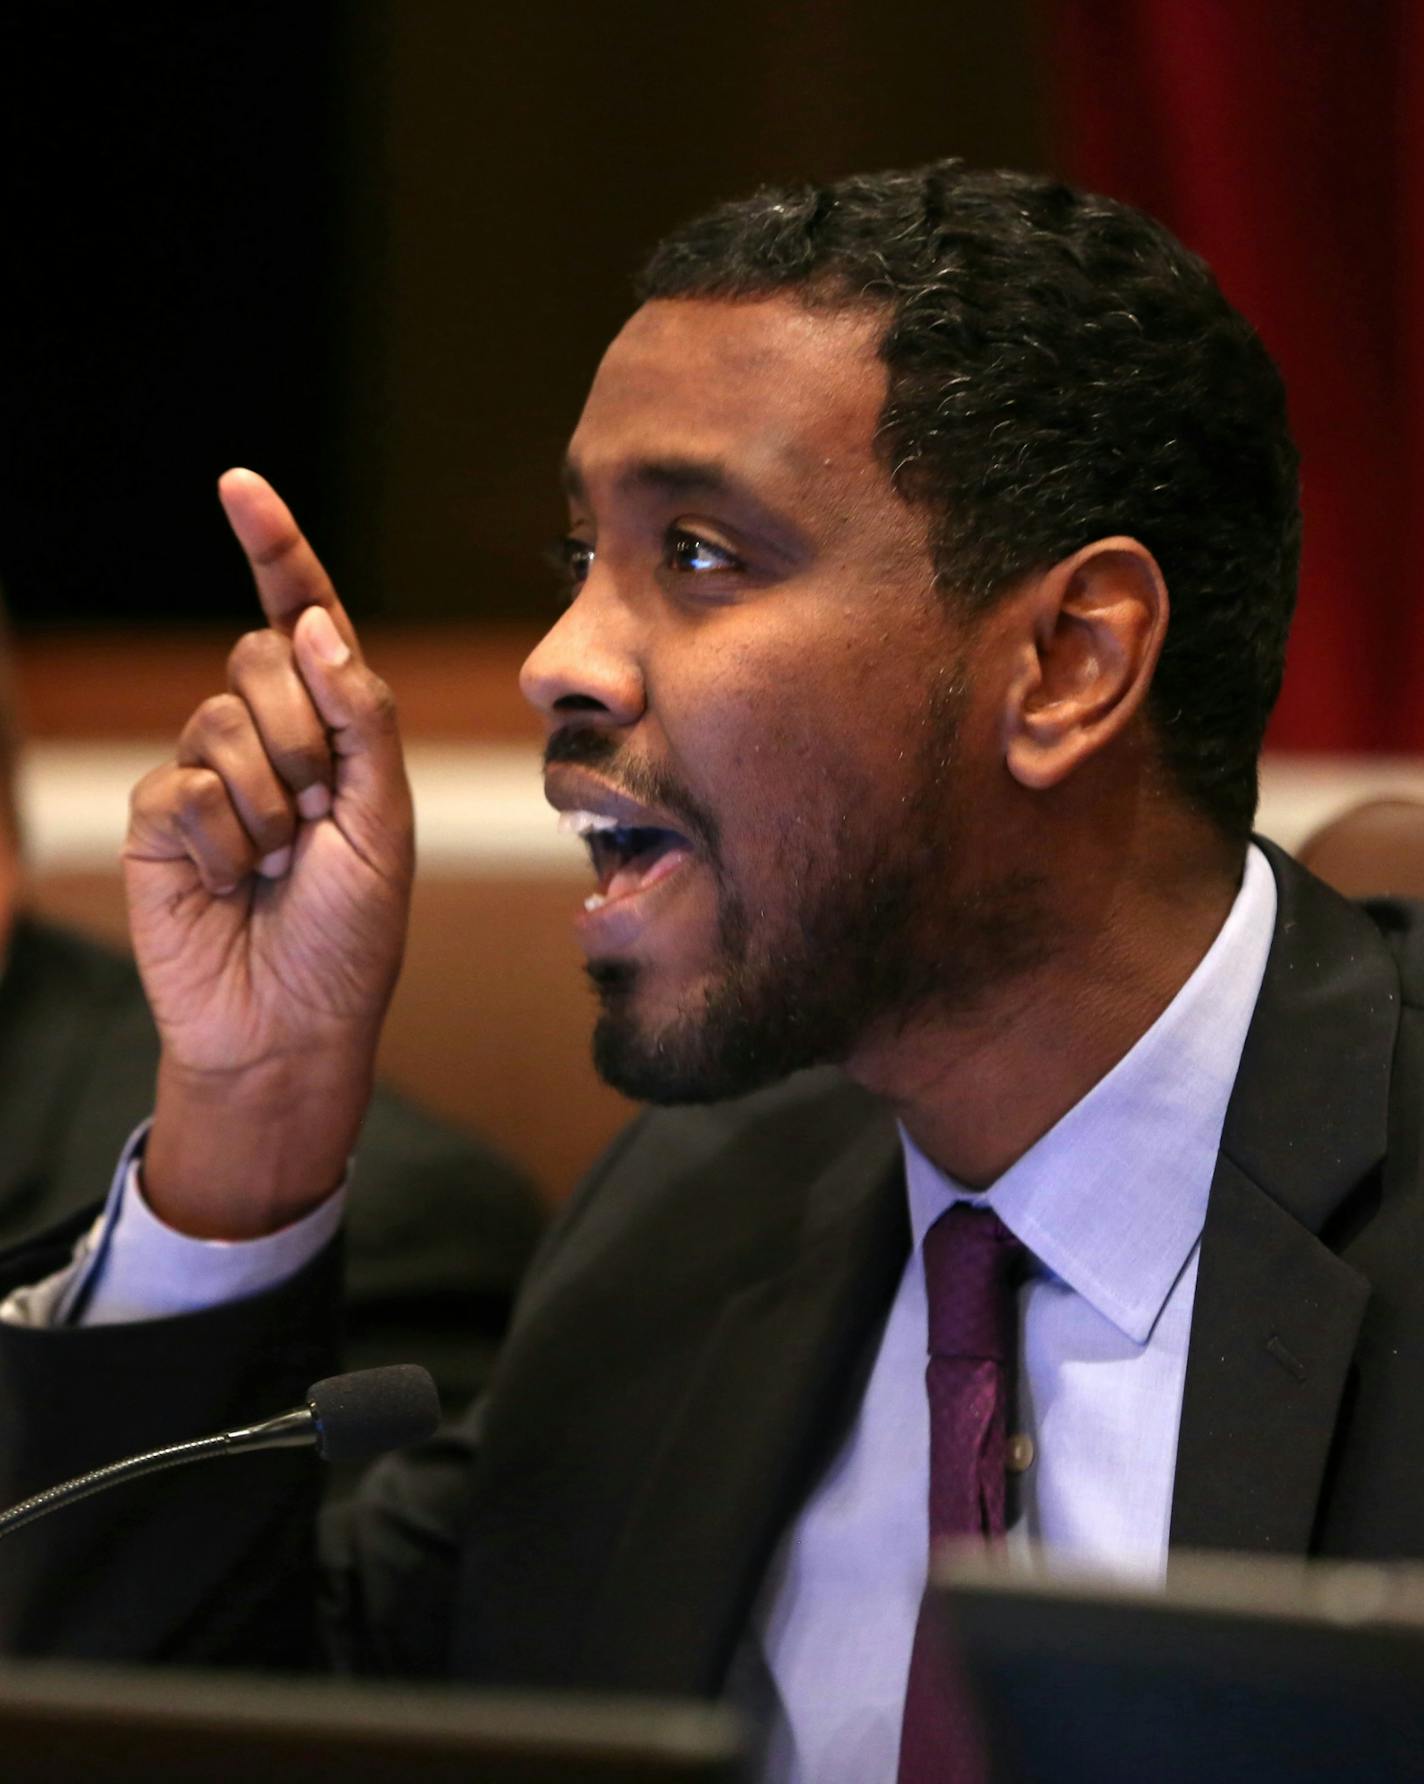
521, 295, 1037, 1103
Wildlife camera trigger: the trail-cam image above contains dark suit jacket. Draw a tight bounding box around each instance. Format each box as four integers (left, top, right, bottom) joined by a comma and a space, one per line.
0, 915, 544, 1415
1, 845, 1422, 1690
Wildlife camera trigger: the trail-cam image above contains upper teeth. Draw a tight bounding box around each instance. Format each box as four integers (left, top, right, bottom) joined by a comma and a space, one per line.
558, 810, 625, 837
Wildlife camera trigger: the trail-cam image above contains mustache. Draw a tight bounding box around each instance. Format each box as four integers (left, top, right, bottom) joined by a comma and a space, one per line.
543, 726, 721, 855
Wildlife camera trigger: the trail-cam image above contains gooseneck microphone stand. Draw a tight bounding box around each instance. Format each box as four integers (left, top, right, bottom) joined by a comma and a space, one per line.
0, 1363, 440, 1541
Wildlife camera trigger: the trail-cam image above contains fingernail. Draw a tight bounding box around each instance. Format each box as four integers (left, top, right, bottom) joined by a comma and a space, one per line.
258, 845, 293, 879
298, 782, 332, 821
305, 606, 351, 666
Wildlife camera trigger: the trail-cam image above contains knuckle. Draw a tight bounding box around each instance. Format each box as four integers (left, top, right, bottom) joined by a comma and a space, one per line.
128, 764, 184, 837
175, 768, 228, 829
192, 693, 249, 744
128, 762, 172, 816
227, 627, 291, 683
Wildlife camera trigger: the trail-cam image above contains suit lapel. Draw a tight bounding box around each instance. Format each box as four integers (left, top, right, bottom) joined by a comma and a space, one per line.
1170, 844, 1391, 1556
1169, 1155, 1369, 1554
576, 1112, 907, 1695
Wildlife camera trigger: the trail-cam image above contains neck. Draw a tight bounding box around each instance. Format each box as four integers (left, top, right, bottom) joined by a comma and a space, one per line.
849, 822, 1247, 1189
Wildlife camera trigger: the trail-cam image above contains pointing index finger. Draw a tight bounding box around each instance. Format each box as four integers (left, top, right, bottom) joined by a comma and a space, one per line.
217, 468, 360, 659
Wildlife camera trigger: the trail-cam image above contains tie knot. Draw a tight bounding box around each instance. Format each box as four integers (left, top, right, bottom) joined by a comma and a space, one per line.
921, 1203, 1024, 1362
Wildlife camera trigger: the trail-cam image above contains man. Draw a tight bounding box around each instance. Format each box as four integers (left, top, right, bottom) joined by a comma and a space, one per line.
2, 162, 1422, 1780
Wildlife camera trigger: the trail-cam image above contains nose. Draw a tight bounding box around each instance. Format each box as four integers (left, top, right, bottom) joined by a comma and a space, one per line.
519, 580, 646, 732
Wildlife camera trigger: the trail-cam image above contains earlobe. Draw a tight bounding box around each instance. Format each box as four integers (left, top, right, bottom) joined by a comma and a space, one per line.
1003, 538, 1169, 793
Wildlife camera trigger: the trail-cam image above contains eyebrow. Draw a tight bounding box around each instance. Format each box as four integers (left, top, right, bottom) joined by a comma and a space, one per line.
561, 453, 746, 506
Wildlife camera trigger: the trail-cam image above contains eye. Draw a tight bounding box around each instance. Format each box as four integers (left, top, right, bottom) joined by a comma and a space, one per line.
668, 528, 742, 575
547, 535, 595, 593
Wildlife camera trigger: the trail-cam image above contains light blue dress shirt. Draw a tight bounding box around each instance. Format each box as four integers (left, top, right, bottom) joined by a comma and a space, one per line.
750, 844, 1277, 1783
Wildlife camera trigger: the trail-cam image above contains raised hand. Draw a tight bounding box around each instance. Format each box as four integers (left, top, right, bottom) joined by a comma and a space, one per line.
124, 470, 415, 1237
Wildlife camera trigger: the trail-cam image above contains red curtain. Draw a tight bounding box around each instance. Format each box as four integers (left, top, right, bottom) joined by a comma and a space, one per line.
1051, 1, 1422, 752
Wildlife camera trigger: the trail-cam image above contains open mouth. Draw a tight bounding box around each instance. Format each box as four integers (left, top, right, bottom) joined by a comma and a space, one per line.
558, 811, 693, 911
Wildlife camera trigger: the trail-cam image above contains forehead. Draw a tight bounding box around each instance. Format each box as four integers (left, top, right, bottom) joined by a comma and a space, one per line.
566, 296, 891, 501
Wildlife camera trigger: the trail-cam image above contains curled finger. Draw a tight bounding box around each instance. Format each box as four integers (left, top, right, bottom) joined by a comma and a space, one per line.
177, 693, 298, 877
226, 628, 335, 818
139, 765, 261, 896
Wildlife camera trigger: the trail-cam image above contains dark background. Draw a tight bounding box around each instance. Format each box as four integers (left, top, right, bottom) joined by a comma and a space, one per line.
0, 0, 1047, 631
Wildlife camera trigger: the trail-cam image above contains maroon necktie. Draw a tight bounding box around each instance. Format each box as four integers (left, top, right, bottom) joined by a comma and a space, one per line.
898, 1203, 1025, 1783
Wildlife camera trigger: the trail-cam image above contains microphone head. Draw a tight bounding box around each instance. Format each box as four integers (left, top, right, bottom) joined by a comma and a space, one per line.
306, 1365, 441, 1464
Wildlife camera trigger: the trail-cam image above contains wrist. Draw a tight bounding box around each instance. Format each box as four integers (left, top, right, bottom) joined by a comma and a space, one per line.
147, 1049, 375, 1239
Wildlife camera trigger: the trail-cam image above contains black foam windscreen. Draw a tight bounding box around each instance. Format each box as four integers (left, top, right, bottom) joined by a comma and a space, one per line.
306, 1365, 441, 1464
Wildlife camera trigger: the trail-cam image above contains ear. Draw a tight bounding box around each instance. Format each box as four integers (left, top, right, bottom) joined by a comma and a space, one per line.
1001, 537, 1169, 792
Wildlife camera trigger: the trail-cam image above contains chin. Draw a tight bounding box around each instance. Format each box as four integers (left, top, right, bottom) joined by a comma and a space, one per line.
587, 955, 839, 1107
584, 960, 724, 1104
591, 1013, 776, 1106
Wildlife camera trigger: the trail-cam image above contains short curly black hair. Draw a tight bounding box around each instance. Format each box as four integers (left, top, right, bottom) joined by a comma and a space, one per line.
637, 160, 1301, 843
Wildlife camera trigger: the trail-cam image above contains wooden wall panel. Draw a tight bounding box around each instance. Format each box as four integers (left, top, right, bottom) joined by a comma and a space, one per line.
12, 628, 542, 742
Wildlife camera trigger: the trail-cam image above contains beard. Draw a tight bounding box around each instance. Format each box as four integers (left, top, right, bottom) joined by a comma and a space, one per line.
551, 678, 1050, 1106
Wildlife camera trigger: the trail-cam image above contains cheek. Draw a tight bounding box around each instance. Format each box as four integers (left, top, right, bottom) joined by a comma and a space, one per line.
690, 692, 908, 886
649, 632, 798, 787
650, 610, 958, 863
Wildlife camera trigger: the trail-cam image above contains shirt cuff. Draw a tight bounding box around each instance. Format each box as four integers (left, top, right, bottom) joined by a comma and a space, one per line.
0, 1119, 347, 1328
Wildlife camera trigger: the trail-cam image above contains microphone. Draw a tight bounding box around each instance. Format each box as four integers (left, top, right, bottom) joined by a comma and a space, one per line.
0, 1363, 440, 1541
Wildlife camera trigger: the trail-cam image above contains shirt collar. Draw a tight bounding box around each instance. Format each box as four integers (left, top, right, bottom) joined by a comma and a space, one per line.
900, 843, 1278, 1345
